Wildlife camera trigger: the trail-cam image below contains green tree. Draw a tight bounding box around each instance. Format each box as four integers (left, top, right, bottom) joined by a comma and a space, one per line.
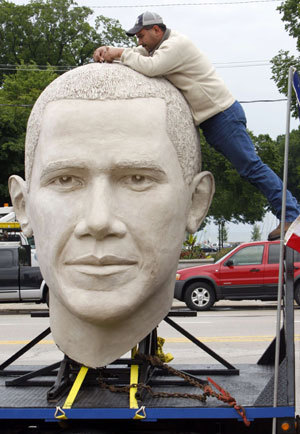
251, 224, 261, 241
95, 15, 136, 47
276, 126, 300, 202
216, 219, 228, 249
270, 0, 300, 118
0, 0, 134, 203
221, 224, 228, 242
0, 0, 134, 85
0, 63, 58, 202
201, 130, 282, 225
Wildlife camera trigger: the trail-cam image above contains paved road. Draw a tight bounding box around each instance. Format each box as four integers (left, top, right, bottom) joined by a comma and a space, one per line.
0, 300, 299, 414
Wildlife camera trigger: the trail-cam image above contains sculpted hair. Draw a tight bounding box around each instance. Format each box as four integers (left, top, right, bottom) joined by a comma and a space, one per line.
25, 63, 201, 185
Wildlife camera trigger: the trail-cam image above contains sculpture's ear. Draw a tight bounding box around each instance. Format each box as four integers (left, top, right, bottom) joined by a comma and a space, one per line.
186, 171, 215, 234
8, 175, 33, 238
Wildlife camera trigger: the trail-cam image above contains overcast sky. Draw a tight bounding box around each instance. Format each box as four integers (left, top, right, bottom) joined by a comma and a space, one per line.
14, 0, 300, 242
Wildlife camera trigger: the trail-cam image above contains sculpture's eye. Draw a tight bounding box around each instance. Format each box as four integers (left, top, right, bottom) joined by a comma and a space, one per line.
51, 175, 83, 190
59, 176, 73, 185
131, 175, 145, 183
121, 174, 155, 191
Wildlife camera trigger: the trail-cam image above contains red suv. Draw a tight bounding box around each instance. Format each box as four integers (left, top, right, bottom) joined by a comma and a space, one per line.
175, 241, 300, 311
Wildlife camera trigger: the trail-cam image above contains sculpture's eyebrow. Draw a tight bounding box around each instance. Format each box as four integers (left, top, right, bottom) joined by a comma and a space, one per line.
39, 159, 167, 181
39, 160, 86, 181
110, 159, 167, 176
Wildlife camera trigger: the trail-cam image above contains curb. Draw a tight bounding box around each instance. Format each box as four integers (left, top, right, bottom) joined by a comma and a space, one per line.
0, 303, 48, 315
0, 308, 49, 315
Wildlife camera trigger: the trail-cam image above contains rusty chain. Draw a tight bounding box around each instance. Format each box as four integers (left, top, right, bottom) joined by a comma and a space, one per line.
97, 352, 250, 426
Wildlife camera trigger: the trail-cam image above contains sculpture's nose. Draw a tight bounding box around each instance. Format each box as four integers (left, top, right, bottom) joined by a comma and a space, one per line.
74, 178, 127, 240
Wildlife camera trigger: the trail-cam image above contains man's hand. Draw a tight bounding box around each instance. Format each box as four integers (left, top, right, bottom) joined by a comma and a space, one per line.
93, 46, 124, 63
93, 46, 108, 63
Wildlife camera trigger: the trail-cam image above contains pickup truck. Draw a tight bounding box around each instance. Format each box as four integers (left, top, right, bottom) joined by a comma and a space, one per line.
175, 240, 300, 311
0, 244, 48, 304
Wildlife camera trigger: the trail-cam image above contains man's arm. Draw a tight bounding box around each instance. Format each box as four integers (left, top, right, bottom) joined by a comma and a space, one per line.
93, 40, 181, 77
120, 43, 182, 77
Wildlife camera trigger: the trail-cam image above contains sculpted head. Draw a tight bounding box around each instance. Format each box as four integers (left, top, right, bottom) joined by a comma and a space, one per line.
9, 63, 214, 368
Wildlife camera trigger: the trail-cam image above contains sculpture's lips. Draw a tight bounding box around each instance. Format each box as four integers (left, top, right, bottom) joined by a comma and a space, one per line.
65, 254, 138, 266
64, 254, 138, 279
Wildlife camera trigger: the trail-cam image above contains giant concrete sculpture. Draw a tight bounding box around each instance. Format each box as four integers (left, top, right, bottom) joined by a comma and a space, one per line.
9, 63, 214, 368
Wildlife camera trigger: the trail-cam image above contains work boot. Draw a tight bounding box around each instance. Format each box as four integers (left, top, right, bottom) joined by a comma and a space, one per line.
268, 222, 292, 241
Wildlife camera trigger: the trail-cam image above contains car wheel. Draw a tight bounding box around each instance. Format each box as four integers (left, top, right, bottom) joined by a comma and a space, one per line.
294, 282, 300, 306
184, 282, 215, 311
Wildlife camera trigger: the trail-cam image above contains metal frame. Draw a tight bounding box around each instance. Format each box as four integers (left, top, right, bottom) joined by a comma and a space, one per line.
257, 246, 295, 409
0, 308, 238, 397
164, 316, 238, 374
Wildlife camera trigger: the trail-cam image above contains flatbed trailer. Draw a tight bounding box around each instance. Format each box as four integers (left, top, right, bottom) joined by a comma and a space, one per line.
0, 247, 298, 434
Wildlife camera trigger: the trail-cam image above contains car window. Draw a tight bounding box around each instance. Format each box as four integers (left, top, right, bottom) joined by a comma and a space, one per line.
268, 244, 280, 264
27, 236, 36, 249
268, 243, 300, 264
19, 246, 31, 266
0, 249, 14, 267
230, 245, 264, 266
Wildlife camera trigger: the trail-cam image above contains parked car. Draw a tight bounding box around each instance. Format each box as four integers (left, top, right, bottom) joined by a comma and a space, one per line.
175, 240, 300, 311
0, 244, 48, 304
199, 243, 218, 253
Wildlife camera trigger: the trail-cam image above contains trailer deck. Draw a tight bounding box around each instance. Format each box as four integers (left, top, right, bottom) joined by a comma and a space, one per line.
0, 361, 294, 412
0, 360, 295, 433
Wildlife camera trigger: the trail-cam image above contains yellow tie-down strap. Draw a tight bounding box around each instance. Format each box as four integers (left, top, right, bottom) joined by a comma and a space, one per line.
55, 365, 89, 420
130, 346, 147, 420
55, 352, 147, 421
130, 346, 139, 410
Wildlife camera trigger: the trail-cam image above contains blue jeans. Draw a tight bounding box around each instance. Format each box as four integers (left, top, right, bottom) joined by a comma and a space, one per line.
200, 101, 300, 221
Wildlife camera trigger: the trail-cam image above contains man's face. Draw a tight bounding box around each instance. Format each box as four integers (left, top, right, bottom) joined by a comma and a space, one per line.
136, 26, 163, 52
26, 98, 192, 324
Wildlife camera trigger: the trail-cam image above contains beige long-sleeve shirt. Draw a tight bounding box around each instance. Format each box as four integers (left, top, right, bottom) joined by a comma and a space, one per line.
121, 30, 235, 125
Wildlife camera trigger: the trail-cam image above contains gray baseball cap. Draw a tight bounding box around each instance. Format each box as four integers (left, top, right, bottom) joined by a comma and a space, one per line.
126, 11, 164, 36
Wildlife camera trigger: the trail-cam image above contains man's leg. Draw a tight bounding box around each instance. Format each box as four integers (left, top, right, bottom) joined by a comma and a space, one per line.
200, 101, 300, 238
